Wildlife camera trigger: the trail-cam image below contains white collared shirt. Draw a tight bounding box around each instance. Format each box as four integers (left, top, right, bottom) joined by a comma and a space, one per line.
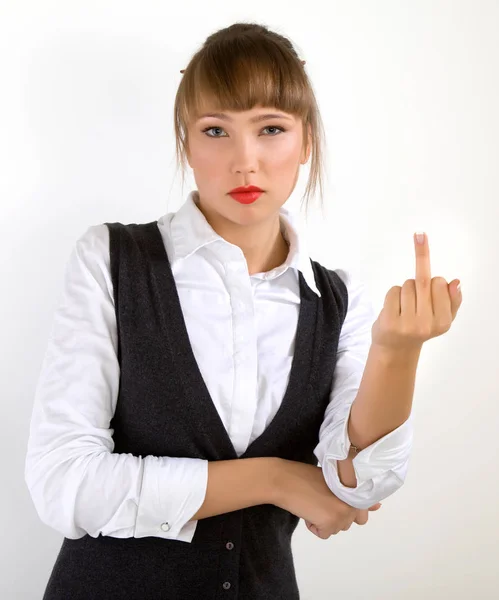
25, 190, 413, 543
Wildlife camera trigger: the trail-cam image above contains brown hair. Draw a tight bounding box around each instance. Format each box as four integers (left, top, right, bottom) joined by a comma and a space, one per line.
173, 22, 328, 215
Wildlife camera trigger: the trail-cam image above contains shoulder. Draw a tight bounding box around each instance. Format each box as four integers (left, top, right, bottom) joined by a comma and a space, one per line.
71, 224, 111, 275
335, 267, 376, 328
70, 223, 114, 293
311, 260, 375, 320
309, 259, 354, 296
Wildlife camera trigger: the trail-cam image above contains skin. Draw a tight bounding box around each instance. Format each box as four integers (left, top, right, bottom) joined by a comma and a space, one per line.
372, 232, 462, 355
306, 233, 463, 539
185, 103, 312, 275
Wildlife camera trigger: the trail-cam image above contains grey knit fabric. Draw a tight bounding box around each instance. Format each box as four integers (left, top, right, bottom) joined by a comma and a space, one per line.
42, 221, 348, 600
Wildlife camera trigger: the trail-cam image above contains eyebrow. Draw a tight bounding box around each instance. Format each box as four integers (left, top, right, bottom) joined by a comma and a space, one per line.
196, 112, 294, 123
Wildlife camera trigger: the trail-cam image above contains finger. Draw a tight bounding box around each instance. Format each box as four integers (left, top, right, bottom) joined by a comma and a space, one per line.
400, 279, 416, 316
431, 277, 452, 329
313, 526, 327, 539
354, 510, 369, 525
414, 232, 432, 315
448, 279, 463, 320
384, 285, 402, 316
306, 521, 319, 536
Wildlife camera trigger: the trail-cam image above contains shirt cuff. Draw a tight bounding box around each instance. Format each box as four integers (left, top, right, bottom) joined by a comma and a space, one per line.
315, 405, 414, 508
135, 456, 208, 542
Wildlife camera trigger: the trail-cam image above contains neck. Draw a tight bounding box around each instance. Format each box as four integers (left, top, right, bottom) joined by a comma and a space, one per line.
195, 197, 290, 275
243, 225, 290, 275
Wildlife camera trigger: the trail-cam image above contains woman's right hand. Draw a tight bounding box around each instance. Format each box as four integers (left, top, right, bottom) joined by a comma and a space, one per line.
272, 458, 382, 540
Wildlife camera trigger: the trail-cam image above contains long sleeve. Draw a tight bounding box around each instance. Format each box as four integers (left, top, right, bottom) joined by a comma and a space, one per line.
24, 224, 208, 542
313, 269, 414, 509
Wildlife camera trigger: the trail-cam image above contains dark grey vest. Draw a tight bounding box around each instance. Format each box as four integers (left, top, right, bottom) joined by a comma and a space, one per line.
42, 220, 348, 600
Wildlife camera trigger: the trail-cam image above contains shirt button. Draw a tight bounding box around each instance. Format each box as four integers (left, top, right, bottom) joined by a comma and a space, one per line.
160, 522, 170, 532
223, 581, 231, 590
226, 541, 234, 550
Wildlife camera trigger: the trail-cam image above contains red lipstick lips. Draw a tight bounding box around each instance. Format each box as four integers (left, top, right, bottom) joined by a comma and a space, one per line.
229, 185, 263, 194
229, 185, 264, 204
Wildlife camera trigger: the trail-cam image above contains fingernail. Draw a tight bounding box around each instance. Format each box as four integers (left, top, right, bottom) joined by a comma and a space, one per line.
457, 281, 461, 294
415, 232, 425, 245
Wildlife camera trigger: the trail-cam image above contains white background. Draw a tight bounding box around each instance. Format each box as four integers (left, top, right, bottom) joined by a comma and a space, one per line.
1, 1, 498, 598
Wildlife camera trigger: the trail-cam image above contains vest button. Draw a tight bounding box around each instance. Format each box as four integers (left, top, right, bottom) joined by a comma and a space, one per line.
226, 541, 234, 550
160, 522, 170, 532
223, 581, 231, 590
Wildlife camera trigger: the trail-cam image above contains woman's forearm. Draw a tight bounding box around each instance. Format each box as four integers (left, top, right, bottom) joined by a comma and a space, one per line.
190, 457, 281, 521
336, 448, 359, 488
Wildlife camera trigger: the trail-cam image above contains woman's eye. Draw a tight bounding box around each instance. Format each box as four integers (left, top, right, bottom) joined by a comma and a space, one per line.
202, 126, 226, 137
201, 125, 285, 138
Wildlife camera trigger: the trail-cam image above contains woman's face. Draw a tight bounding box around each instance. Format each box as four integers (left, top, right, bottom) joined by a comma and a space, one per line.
185, 103, 311, 229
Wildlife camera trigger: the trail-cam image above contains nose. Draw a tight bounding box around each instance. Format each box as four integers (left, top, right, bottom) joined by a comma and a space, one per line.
230, 137, 258, 175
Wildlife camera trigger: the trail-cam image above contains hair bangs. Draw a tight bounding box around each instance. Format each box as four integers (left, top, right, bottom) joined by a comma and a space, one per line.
183, 45, 311, 123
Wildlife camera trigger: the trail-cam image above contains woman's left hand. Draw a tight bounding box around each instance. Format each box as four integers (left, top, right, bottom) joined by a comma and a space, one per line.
371, 232, 463, 354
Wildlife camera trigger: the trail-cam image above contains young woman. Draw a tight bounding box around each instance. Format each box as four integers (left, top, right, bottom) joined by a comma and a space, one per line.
25, 22, 414, 600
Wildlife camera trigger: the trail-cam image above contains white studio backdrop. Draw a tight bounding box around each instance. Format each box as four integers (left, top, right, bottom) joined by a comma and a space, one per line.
1, 1, 498, 598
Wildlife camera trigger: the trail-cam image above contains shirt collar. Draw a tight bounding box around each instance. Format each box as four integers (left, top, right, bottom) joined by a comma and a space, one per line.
161, 189, 321, 297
